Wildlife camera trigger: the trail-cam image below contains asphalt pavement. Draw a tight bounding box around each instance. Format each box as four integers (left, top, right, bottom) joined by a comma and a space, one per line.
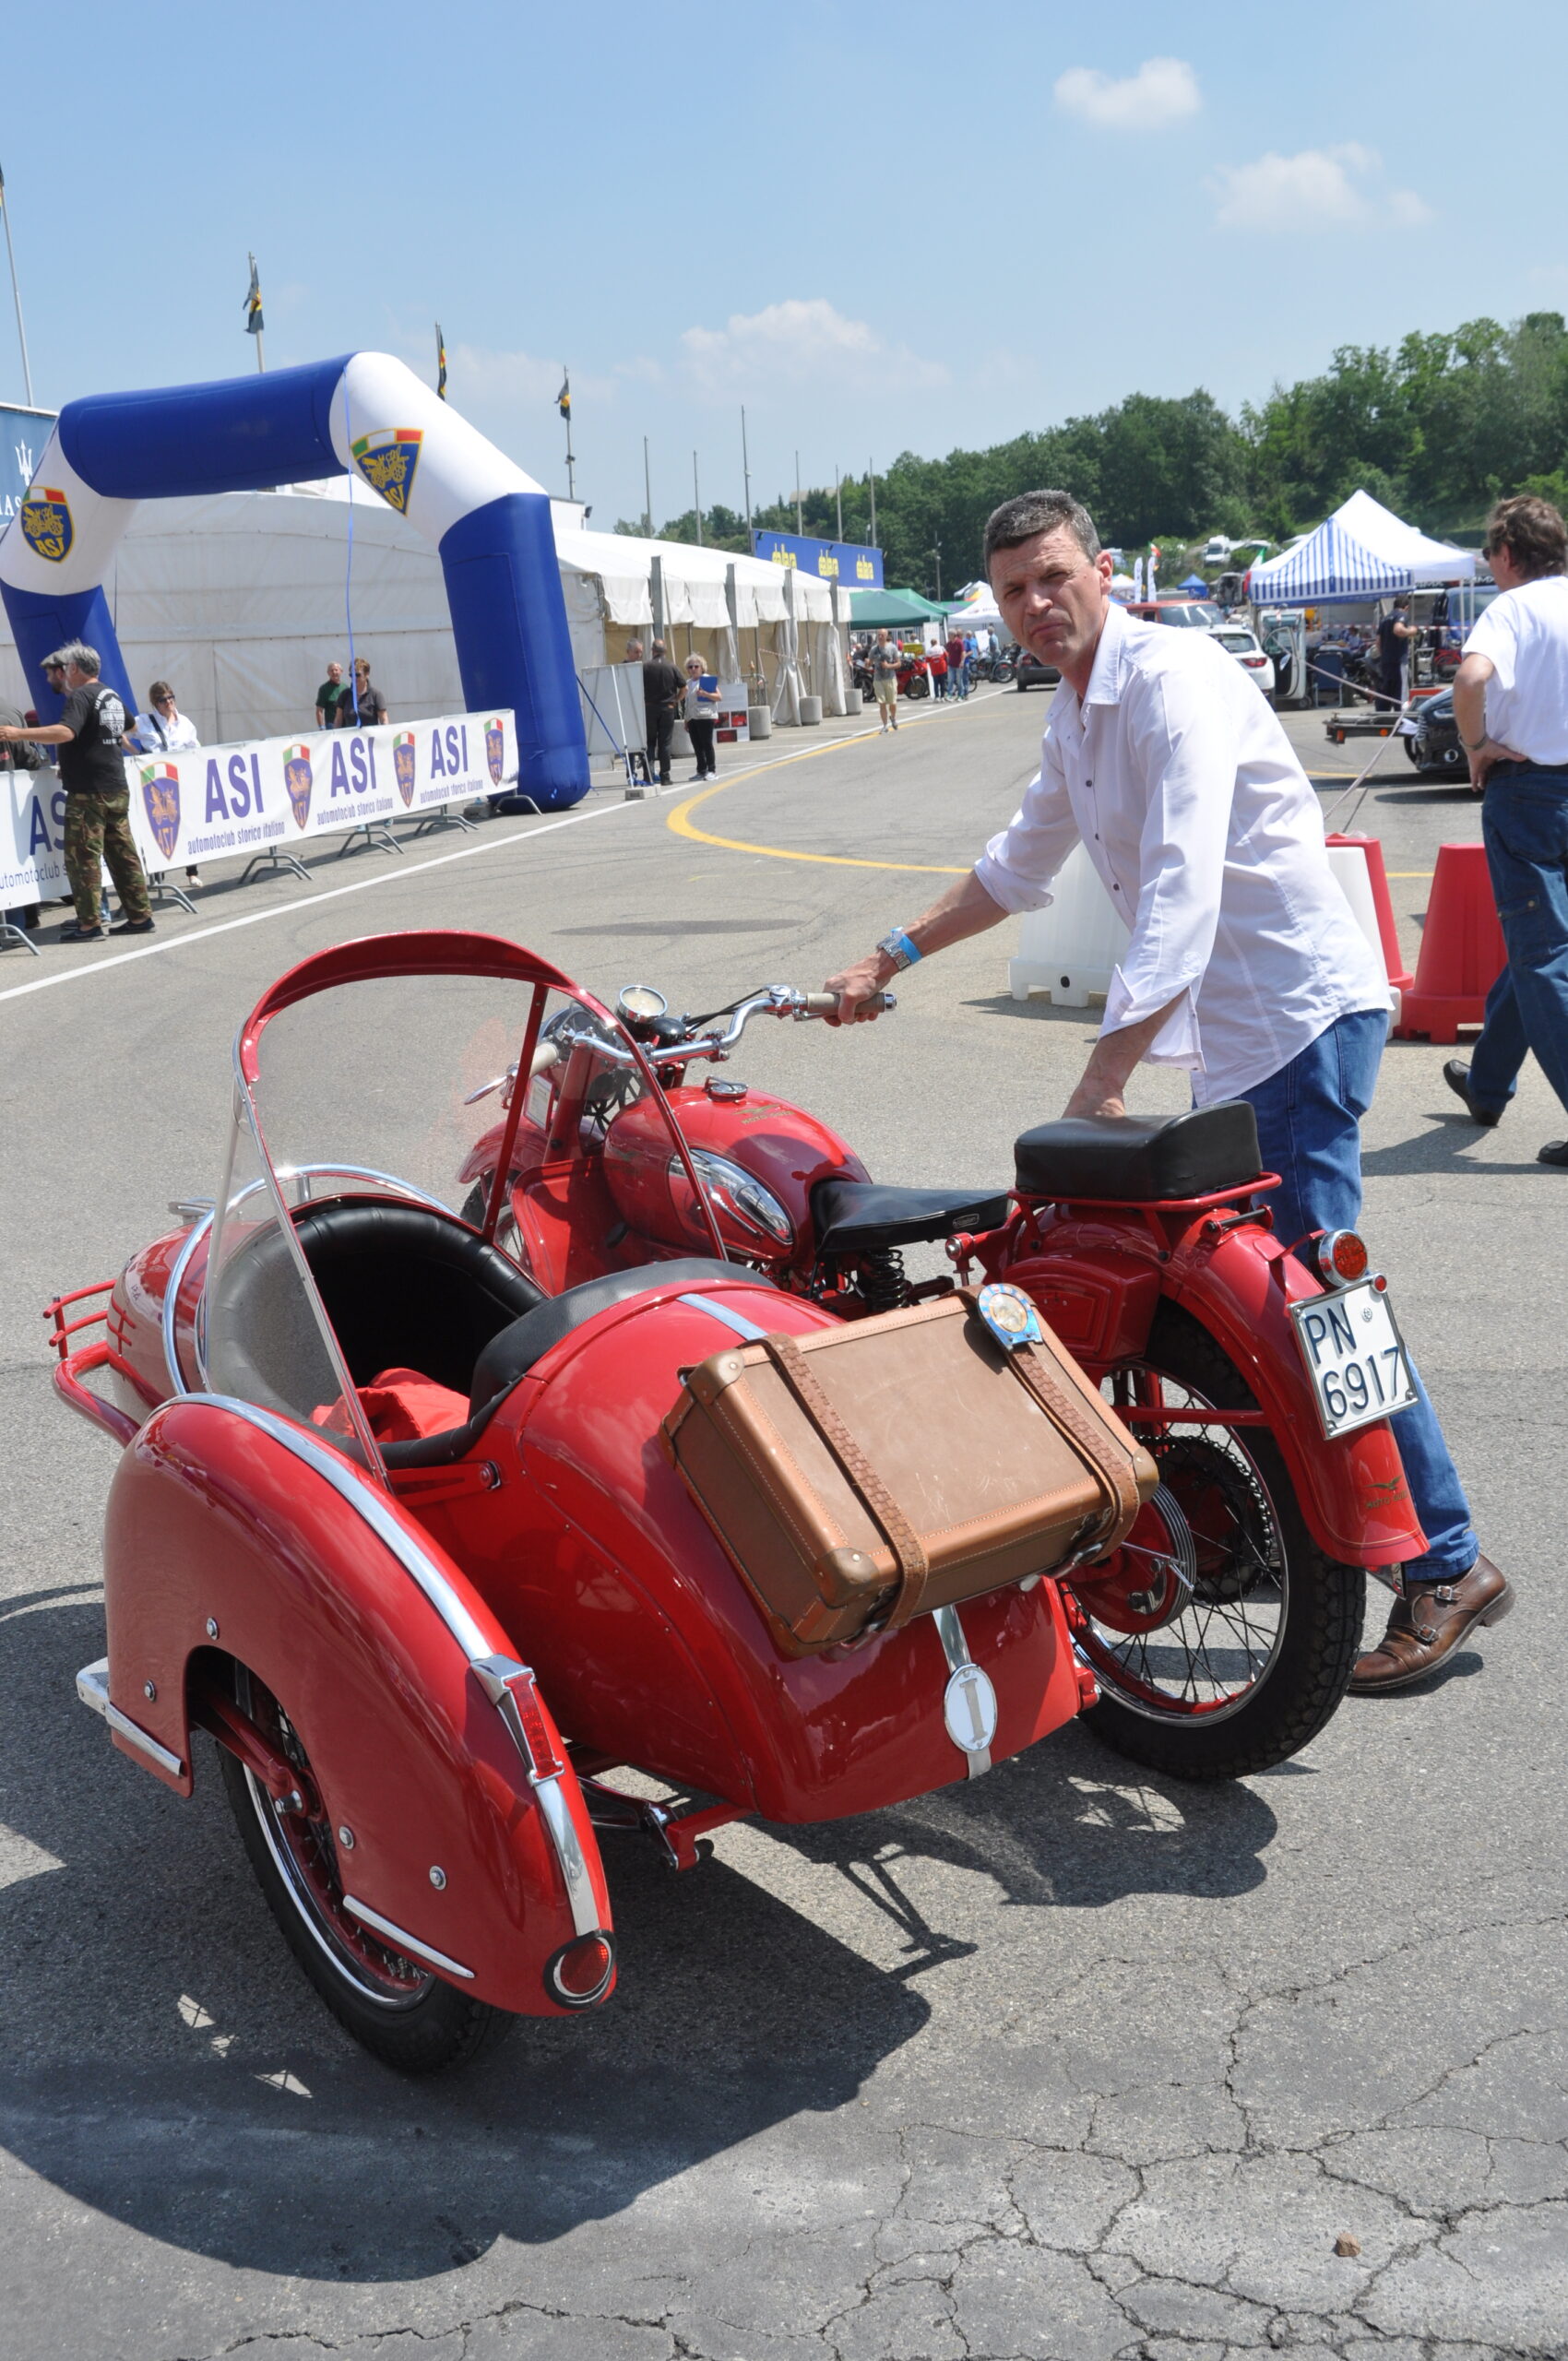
2, 680, 1564, 2361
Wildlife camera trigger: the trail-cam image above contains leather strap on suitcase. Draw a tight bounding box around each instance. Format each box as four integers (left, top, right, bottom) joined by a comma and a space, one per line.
763, 1331, 932, 1629
1004, 1335, 1146, 1554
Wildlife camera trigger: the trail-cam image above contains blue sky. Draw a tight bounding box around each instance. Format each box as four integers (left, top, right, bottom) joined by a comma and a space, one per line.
3, 0, 1563, 530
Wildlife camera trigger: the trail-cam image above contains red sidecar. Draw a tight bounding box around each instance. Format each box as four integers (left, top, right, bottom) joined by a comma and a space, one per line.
48, 931, 1101, 2072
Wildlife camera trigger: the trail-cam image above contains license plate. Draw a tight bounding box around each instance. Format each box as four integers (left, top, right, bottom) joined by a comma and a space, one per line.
1289, 1278, 1417, 1440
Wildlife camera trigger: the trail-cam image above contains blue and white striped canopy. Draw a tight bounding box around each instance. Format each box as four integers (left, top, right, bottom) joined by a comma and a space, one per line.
1247, 491, 1473, 607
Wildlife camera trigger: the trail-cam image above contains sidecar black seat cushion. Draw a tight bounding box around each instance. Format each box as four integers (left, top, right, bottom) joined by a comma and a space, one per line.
811, 1178, 1012, 1256
468, 1257, 777, 1421
1013, 1103, 1263, 1203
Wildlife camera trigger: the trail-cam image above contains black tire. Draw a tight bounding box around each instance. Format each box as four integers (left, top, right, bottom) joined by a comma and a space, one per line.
1071, 1301, 1364, 1780
462, 1178, 527, 1268
220, 1667, 513, 2073
992, 661, 1016, 684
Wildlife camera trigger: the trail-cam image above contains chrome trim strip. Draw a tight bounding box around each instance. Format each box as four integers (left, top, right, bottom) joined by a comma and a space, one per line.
532, 1774, 600, 1937
933, 1607, 992, 1780
176, 1395, 494, 1658
76, 1657, 185, 1778
677, 1292, 770, 1342
341, 1895, 475, 1980
162, 1211, 213, 1397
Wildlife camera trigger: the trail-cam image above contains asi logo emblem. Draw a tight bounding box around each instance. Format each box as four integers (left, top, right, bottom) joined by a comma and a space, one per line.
139, 762, 181, 862
350, 427, 422, 515
485, 717, 505, 786
283, 743, 314, 830
20, 485, 73, 564
393, 730, 417, 807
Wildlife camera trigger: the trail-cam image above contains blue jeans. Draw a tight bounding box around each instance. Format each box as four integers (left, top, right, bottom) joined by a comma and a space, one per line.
1466, 765, 1568, 1121
1238, 1009, 1478, 1580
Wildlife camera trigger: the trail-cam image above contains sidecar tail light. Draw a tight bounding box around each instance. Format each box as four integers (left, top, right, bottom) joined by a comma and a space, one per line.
1317, 1228, 1370, 1287
545, 1931, 616, 2010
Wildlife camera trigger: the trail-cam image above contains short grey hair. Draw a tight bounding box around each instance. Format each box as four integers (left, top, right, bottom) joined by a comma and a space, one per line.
57, 641, 101, 676
983, 491, 1099, 573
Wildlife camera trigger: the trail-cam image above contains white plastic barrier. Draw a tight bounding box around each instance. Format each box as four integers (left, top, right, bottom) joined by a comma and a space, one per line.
1008, 842, 1130, 1006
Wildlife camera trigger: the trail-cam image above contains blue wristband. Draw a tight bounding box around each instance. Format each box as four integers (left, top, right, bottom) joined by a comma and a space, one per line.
878, 929, 922, 971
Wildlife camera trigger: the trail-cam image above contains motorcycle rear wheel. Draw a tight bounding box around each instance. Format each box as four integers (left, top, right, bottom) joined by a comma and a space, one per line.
220, 1667, 512, 2072
1073, 1302, 1365, 1780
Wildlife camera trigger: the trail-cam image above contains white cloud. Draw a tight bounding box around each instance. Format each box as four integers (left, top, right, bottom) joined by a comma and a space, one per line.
679, 298, 946, 400
1053, 57, 1200, 130
1209, 144, 1431, 231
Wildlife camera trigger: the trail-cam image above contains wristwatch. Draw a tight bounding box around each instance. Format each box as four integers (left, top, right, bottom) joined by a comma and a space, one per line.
877, 928, 922, 972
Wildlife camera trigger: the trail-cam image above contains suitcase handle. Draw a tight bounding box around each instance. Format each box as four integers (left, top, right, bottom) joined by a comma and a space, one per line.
762, 1331, 932, 1630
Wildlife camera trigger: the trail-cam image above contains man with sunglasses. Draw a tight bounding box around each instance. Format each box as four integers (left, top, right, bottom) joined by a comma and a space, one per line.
825, 487, 1507, 1697
1444, 495, 1568, 1163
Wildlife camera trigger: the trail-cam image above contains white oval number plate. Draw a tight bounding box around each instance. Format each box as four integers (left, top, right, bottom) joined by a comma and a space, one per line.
943, 1661, 999, 1759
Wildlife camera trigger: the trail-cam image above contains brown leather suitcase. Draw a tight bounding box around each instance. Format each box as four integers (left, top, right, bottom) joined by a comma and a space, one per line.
661, 1289, 1157, 1655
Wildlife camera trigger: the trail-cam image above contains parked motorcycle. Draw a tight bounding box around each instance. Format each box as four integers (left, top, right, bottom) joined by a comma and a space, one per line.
974, 649, 1016, 685
460, 977, 1425, 1782
897, 655, 931, 699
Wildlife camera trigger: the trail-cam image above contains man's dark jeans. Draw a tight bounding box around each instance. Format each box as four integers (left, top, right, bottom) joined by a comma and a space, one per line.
646, 706, 675, 784
1466, 764, 1568, 1120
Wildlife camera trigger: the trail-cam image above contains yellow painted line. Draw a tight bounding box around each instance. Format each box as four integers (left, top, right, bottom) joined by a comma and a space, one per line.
667, 702, 969, 874
1386, 872, 1434, 880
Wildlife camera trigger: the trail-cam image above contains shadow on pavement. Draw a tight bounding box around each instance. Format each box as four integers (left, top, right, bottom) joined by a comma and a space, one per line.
0, 1587, 1277, 2285
1361, 1115, 1551, 1180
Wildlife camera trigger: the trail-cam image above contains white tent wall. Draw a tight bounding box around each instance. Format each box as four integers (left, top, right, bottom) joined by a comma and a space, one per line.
0, 483, 844, 746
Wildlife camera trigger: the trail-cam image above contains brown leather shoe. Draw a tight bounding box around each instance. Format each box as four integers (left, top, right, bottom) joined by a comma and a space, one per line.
1350, 1556, 1514, 1694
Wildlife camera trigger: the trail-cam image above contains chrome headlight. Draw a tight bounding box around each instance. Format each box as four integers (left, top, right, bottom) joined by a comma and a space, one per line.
673, 1149, 795, 1249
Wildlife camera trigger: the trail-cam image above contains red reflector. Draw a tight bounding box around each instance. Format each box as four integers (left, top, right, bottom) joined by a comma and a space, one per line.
545, 1932, 615, 2008
510, 1678, 565, 1780
1322, 1228, 1369, 1284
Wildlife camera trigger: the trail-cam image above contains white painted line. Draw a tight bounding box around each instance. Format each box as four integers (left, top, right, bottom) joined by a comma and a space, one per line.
0, 685, 1004, 1012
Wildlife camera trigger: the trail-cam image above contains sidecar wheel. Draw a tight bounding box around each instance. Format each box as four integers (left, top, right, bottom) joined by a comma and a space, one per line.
220, 1669, 513, 2073
461, 1179, 527, 1269
1070, 1302, 1364, 1781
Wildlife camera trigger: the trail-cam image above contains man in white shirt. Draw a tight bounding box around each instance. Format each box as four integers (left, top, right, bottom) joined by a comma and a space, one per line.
1445, 495, 1568, 1163
131, 679, 202, 885
825, 488, 1507, 1695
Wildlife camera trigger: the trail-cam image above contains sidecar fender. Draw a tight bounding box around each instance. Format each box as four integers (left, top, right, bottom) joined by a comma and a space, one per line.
97, 1395, 612, 2016
1168, 1228, 1426, 1569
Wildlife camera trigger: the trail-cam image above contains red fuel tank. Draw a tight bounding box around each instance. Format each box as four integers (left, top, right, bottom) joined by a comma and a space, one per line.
601, 1086, 867, 1264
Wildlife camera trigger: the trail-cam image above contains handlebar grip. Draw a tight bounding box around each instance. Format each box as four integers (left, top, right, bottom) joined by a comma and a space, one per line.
803, 991, 896, 1017
529, 1040, 564, 1075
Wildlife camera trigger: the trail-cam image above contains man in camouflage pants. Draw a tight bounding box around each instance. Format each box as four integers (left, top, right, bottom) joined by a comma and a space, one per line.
0, 644, 153, 940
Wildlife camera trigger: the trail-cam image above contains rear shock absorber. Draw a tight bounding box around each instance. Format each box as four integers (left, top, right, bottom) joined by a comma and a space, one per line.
858, 1247, 909, 1313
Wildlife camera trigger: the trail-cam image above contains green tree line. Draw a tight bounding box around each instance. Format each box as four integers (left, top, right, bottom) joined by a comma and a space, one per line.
617, 312, 1568, 601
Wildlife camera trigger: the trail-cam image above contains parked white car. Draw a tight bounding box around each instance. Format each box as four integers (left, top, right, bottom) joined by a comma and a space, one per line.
1211, 623, 1276, 697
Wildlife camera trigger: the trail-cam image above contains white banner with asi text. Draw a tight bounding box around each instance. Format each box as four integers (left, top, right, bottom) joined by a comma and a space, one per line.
0, 708, 516, 907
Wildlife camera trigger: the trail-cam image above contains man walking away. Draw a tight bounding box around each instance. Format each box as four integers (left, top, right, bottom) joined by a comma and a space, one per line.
315, 660, 350, 729
641, 638, 683, 786
0, 644, 153, 940
871, 630, 901, 732
1446, 494, 1568, 1162
823, 488, 1510, 1699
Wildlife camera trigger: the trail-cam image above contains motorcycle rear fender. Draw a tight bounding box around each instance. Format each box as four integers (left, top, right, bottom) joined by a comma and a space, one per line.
99, 1395, 612, 2015
1165, 1225, 1425, 1568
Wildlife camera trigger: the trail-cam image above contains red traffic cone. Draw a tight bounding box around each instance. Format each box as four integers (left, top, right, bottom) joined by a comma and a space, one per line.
1326, 833, 1414, 993
1394, 843, 1506, 1044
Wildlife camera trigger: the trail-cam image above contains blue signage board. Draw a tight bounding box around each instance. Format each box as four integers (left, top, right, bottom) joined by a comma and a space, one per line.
751, 528, 884, 588
0, 403, 56, 531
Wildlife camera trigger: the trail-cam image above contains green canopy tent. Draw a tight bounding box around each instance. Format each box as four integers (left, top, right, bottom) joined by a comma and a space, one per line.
848, 587, 946, 629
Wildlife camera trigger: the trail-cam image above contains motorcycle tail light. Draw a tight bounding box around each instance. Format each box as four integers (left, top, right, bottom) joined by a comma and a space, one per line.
1318, 1228, 1369, 1286
544, 1931, 616, 2010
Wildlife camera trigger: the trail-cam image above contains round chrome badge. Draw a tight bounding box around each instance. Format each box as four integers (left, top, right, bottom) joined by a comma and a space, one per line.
943, 1661, 999, 1757
976, 1281, 1043, 1353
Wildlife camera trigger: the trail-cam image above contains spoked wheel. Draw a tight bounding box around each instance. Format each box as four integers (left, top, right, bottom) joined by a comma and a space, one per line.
220, 1667, 511, 2071
461, 1178, 528, 1270
1066, 1302, 1364, 1779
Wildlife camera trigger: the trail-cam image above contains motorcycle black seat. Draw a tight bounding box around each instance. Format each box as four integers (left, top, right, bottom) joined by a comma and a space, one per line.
811, 1177, 1012, 1256
1013, 1103, 1262, 1203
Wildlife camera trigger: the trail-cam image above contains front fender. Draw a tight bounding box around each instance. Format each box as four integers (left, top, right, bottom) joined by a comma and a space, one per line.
1168, 1227, 1425, 1568
100, 1395, 612, 2015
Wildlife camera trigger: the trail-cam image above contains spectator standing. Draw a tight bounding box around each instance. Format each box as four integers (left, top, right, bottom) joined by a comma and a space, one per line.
928, 642, 949, 700
0, 692, 45, 932
1376, 595, 1414, 712
315, 660, 350, 729
1445, 494, 1568, 1162
132, 680, 203, 886
0, 643, 153, 940
870, 630, 901, 734
342, 658, 387, 729
944, 628, 968, 699
683, 654, 719, 780
641, 638, 683, 786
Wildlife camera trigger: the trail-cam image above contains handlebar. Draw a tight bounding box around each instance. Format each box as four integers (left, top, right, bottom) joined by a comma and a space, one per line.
464, 984, 897, 1105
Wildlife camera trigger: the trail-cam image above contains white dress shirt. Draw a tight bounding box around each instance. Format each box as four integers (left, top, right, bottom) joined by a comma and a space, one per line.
973, 602, 1388, 1105
1464, 575, 1568, 767
131, 705, 200, 755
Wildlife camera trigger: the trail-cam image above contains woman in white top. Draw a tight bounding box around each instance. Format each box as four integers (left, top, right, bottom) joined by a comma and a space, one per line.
131, 681, 202, 883
683, 655, 719, 780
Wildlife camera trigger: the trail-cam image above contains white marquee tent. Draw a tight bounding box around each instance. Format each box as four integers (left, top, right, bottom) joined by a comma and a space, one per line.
1247, 490, 1475, 607
0, 481, 848, 746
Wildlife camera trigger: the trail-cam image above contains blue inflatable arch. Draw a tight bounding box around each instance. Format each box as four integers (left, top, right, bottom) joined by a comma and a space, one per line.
0, 350, 589, 809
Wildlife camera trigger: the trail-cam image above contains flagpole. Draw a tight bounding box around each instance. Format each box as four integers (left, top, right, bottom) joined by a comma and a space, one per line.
741, 406, 753, 540
693, 450, 702, 547
643, 436, 653, 538
0, 162, 35, 406
561, 369, 576, 503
